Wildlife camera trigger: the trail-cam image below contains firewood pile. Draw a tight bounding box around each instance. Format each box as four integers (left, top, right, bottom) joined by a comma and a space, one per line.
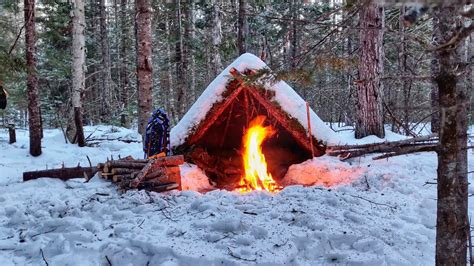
327, 134, 439, 160
23, 155, 185, 193
96, 155, 184, 192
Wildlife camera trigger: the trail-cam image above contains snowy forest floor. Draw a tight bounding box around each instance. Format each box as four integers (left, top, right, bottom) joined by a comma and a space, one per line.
0, 125, 473, 265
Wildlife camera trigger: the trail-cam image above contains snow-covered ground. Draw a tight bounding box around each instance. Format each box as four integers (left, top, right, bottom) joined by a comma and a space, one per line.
0, 126, 473, 265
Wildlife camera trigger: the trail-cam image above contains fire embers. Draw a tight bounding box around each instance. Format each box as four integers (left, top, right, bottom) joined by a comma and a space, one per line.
238, 116, 282, 193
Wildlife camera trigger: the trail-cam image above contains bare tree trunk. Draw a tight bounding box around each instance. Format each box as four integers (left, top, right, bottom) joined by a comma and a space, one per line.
175, 0, 186, 119
237, 0, 248, 55
399, 6, 410, 136
430, 8, 442, 133
119, 0, 130, 128
99, 0, 112, 121
165, 13, 177, 123
70, 0, 86, 147
355, 0, 385, 139
434, 3, 469, 265
135, 0, 153, 136
210, 0, 223, 76
289, 0, 298, 70
185, 0, 196, 102
24, 0, 42, 156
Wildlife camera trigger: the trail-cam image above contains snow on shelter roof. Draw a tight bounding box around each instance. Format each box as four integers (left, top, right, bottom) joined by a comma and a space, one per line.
170, 53, 341, 148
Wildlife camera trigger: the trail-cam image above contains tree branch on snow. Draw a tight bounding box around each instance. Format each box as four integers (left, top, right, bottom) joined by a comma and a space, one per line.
40, 248, 49, 266
227, 247, 257, 262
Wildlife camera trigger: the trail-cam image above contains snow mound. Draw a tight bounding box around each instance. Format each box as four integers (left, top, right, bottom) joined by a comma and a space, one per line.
180, 163, 214, 192
283, 156, 365, 187
170, 53, 341, 147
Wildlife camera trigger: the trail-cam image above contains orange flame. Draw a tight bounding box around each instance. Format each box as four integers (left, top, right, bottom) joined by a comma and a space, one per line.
238, 116, 281, 193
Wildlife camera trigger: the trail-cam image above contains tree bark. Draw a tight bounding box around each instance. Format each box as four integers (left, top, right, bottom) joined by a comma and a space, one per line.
434, 3, 469, 265
355, 0, 385, 139
184, 0, 196, 103
23, 166, 98, 181
289, 0, 299, 70
70, 0, 86, 147
119, 0, 130, 128
399, 6, 411, 136
165, 12, 177, 123
237, 0, 248, 55
431, 7, 442, 133
210, 0, 223, 76
99, 0, 112, 121
24, 0, 42, 156
175, 0, 186, 119
135, 0, 153, 136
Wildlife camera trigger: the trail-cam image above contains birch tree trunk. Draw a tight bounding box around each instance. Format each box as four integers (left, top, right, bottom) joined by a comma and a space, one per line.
434, 3, 469, 264
210, 0, 223, 76
237, 0, 248, 55
135, 0, 153, 136
70, 0, 86, 147
24, 0, 42, 156
355, 0, 385, 139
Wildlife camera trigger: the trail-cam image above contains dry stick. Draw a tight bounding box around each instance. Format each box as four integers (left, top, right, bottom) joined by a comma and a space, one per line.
331, 133, 438, 150
86, 155, 92, 167
350, 195, 397, 210
105, 255, 112, 266
306, 102, 315, 158
40, 248, 49, 266
383, 101, 416, 137
372, 144, 437, 160
8, 10, 33, 55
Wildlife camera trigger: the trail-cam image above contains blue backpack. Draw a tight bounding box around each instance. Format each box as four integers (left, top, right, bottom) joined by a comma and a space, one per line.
144, 108, 170, 158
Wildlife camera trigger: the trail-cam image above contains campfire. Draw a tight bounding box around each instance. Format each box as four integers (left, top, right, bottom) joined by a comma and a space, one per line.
238, 116, 282, 193
172, 62, 326, 192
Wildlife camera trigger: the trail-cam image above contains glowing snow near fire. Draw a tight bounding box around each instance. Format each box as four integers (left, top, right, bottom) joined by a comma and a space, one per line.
238, 116, 282, 193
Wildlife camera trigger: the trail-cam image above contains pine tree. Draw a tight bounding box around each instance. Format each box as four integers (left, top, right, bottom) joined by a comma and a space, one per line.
434, 2, 471, 264
135, 0, 153, 136
24, 0, 42, 156
355, 0, 385, 139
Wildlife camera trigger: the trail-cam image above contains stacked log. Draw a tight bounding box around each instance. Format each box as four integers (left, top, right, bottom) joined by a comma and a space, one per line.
96, 155, 184, 191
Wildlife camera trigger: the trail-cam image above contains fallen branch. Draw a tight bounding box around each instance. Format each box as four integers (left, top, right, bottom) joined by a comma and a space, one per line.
327, 134, 438, 160
23, 166, 98, 182
40, 248, 49, 266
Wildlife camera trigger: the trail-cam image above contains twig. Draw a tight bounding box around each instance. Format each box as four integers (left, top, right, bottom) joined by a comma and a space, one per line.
31, 228, 57, 239
86, 155, 92, 167
350, 195, 397, 210
227, 247, 257, 262
105, 255, 112, 266
40, 248, 49, 266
